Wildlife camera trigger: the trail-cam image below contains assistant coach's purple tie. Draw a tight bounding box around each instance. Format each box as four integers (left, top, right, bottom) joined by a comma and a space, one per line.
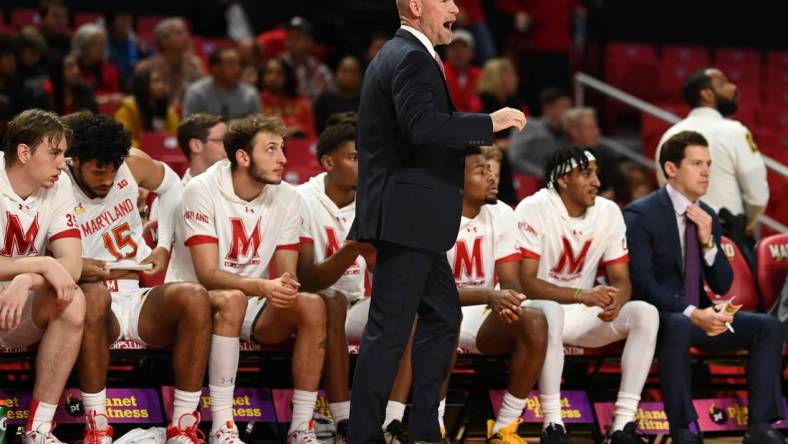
684, 218, 701, 307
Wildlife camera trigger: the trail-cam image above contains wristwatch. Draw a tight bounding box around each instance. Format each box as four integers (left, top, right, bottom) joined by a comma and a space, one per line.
702, 237, 715, 250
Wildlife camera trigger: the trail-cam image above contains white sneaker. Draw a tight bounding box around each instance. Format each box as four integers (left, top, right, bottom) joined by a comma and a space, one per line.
287, 420, 320, 444
83, 411, 114, 444
166, 412, 204, 444
22, 423, 66, 444
208, 421, 245, 444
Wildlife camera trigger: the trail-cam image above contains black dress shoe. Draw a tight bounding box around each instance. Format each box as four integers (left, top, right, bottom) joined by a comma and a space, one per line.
671, 429, 703, 444
743, 429, 788, 444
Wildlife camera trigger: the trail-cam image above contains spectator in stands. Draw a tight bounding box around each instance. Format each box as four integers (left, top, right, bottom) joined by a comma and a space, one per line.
44, 53, 98, 115
313, 55, 361, 133
509, 87, 570, 177
364, 31, 388, 69
183, 47, 260, 119
260, 57, 316, 139
105, 5, 150, 91
444, 29, 482, 112
135, 18, 206, 109
115, 68, 180, 147
563, 107, 625, 200
657, 68, 767, 268
72, 23, 123, 107
625, 130, 785, 444
478, 58, 521, 204
0, 35, 49, 115
0, 95, 12, 140
15, 26, 49, 89
37, 0, 71, 64
455, 0, 496, 62
616, 163, 655, 206
282, 16, 335, 103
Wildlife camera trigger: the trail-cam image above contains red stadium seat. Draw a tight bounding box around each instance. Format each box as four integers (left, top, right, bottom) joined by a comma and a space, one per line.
641, 103, 688, 160
284, 138, 319, 169
138, 132, 188, 175
74, 12, 102, 28
10, 8, 38, 29
755, 104, 788, 129
715, 48, 761, 67
283, 163, 321, 185
756, 233, 788, 311
704, 236, 758, 311
604, 43, 659, 101
766, 51, 788, 69
661, 45, 711, 67
657, 62, 699, 102
512, 173, 542, 202
256, 28, 286, 59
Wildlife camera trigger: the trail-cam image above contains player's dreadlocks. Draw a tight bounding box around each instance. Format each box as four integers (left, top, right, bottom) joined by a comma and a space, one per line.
544, 145, 594, 191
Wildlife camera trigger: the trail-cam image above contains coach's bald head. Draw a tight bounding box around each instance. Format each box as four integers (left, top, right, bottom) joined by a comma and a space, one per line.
396, 0, 458, 46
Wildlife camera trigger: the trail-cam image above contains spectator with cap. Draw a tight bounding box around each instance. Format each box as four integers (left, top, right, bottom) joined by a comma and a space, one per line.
72, 23, 123, 106
281, 16, 335, 103
260, 57, 316, 139
313, 55, 362, 133
105, 4, 150, 91
444, 29, 482, 112
508, 87, 570, 177
182, 46, 260, 119
15, 26, 49, 89
37, 0, 71, 64
135, 18, 206, 108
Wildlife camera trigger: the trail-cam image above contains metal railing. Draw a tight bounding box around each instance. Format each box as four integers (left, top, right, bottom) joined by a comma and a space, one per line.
574, 72, 788, 234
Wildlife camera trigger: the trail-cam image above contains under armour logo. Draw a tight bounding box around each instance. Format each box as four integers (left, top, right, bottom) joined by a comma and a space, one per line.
245, 207, 254, 214
572, 229, 583, 236
17, 204, 29, 210
466, 226, 478, 233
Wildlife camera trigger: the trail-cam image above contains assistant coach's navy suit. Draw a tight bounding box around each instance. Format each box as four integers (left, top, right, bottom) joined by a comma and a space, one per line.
624, 187, 784, 433
347, 28, 494, 442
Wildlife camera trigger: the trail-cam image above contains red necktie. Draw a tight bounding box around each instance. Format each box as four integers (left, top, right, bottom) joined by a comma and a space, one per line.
434, 52, 446, 78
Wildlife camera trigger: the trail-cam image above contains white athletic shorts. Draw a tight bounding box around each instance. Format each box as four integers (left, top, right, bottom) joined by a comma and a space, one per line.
345, 297, 371, 343
106, 279, 152, 346
0, 282, 43, 348
240, 296, 267, 344
458, 305, 491, 354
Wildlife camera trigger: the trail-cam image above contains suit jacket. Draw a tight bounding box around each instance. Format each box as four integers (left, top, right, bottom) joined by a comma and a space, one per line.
623, 187, 733, 313
349, 29, 494, 253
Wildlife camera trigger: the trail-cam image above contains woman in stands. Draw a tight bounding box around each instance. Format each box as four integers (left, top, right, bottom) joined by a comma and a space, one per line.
44, 53, 98, 115
115, 68, 180, 148
259, 57, 316, 139
72, 23, 123, 107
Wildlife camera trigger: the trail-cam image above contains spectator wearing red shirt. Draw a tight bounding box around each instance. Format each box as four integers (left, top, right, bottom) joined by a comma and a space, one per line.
260, 57, 316, 140
72, 23, 123, 106
44, 53, 98, 115
444, 30, 482, 113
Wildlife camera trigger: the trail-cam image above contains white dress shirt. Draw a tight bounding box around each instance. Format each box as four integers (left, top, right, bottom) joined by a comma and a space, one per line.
666, 184, 719, 317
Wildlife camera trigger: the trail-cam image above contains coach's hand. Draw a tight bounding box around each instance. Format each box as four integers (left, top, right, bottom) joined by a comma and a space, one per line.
42, 257, 78, 304
491, 107, 527, 133
579, 285, 615, 308
81, 258, 111, 282
686, 204, 713, 247
0, 274, 33, 331
488, 289, 526, 324
140, 247, 170, 276
262, 272, 300, 308
691, 306, 733, 336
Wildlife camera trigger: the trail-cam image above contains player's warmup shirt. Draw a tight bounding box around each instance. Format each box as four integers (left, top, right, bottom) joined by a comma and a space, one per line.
67, 162, 151, 266
179, 159, 301, 282
0, 153, 80, 260
446, 202, 521, 288
514, 188, 628, 290
297, 172, 365, 301
163, 169, 194, 283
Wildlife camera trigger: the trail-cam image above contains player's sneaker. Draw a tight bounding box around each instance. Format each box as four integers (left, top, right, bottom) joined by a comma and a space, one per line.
287, 420, 319, 444
486, 418, 525, 444
83, 411, 113, 444
540, 423, 570, 444
22, 423, 65, 444
334, 419, 348, 444
166, 412, 205, 444
209, 421, 245, 444
383, 419, 407, 444
603, 422, 647, 444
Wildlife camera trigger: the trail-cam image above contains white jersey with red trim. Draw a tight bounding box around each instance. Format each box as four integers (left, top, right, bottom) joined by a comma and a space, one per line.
446, 202, 521, 288
514, 188, 629, 289
178, 160, 302, 282
163, 169, 195, 283
67, 162, 151, 265
297, 172, 366, 301
0, 153, 81, 259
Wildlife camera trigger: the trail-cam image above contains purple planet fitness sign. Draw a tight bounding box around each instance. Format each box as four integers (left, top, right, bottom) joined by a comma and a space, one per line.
161, 387, 275, 423
272, 390, 332, 423
0, 388, 163, 425
489, 390, 594, 423
594, 402, 670, 435
694, 398, 788, 432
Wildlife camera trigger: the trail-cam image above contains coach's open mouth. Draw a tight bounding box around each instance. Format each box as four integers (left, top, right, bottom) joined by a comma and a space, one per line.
443, 21, 453, 31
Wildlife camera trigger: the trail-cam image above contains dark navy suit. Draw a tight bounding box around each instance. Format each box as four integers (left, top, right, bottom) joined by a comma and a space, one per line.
347, 28, 494, 442
624, 187, 784, 432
